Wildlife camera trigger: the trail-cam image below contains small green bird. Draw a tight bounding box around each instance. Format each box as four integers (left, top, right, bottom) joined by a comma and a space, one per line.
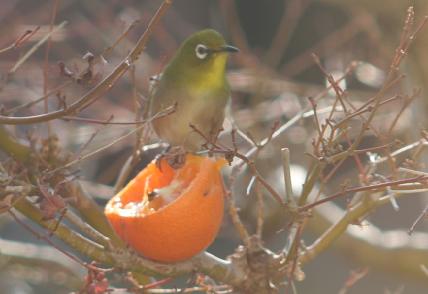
149, 29, 238, 153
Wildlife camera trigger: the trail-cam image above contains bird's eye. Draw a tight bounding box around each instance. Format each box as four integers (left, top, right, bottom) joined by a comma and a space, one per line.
195, 44, 209, 60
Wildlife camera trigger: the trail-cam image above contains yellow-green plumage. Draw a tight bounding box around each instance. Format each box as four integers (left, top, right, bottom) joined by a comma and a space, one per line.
149, 29, 238, 152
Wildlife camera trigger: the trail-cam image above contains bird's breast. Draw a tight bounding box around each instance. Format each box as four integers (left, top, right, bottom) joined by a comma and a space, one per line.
151, 85, 229, 151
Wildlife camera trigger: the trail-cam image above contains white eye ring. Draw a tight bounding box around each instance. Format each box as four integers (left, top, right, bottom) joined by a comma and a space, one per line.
195, 44, 209, 59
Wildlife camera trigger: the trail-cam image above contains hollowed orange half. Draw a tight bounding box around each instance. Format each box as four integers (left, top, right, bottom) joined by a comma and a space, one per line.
104, 154, 226, 262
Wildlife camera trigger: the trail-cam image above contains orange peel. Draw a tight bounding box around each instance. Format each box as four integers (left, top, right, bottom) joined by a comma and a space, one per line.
105, 154, 226, 262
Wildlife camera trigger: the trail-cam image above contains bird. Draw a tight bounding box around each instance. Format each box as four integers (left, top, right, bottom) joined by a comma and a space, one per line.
149, 29, 238, 158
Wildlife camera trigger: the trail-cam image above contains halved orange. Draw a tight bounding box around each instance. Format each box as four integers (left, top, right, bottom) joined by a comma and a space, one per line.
104, 154, 226, 262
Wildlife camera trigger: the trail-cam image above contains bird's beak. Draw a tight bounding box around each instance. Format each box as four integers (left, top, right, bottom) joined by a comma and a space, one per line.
221, 45, 239, 53
215, 45, 239, 53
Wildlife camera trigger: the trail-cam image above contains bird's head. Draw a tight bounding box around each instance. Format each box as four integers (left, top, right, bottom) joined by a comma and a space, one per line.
164, 29, 238, 88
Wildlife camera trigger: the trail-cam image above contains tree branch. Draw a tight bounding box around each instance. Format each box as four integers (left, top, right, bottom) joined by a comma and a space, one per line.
300, 193, 428, 281
0, 0, 173, 125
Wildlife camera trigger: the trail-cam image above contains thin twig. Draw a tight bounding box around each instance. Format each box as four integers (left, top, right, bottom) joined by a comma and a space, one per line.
241, 62, 358, 162
62, 115, 156, 125
102, 19, 141, 58
0, 26, 40, 54
408, 205, 428, 235
255, 181, 264, 238
190, 124, 285, 206
338, 268, 369, 294
43, 0, 61, 135
73, 116, 114, 161
226, 165, 251, 245
0, 0, 173, 125
114, 153, 135, 193
9, 21, 67, 74
8, 208, 92, 270
47, 100, 174, 174
299, 175, 428, 212
4, 81, 72, 114
281, 148, 295, 205
226, 196, 250, 246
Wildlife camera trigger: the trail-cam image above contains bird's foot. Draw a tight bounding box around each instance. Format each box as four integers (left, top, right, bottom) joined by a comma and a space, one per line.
155, 146, 187, 170
166, 146, 187, 169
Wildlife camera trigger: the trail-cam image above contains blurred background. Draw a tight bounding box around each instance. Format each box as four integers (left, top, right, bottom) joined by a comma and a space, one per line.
1, 0, 428, 293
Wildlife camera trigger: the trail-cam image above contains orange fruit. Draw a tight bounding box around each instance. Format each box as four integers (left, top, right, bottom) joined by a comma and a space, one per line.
104, 154, 226, 262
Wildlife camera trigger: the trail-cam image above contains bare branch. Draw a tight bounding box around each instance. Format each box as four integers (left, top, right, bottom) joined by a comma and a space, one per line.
0, 0, 173, 125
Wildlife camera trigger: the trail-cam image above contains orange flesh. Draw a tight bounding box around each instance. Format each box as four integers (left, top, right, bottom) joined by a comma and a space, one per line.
111, 155, 212, 215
